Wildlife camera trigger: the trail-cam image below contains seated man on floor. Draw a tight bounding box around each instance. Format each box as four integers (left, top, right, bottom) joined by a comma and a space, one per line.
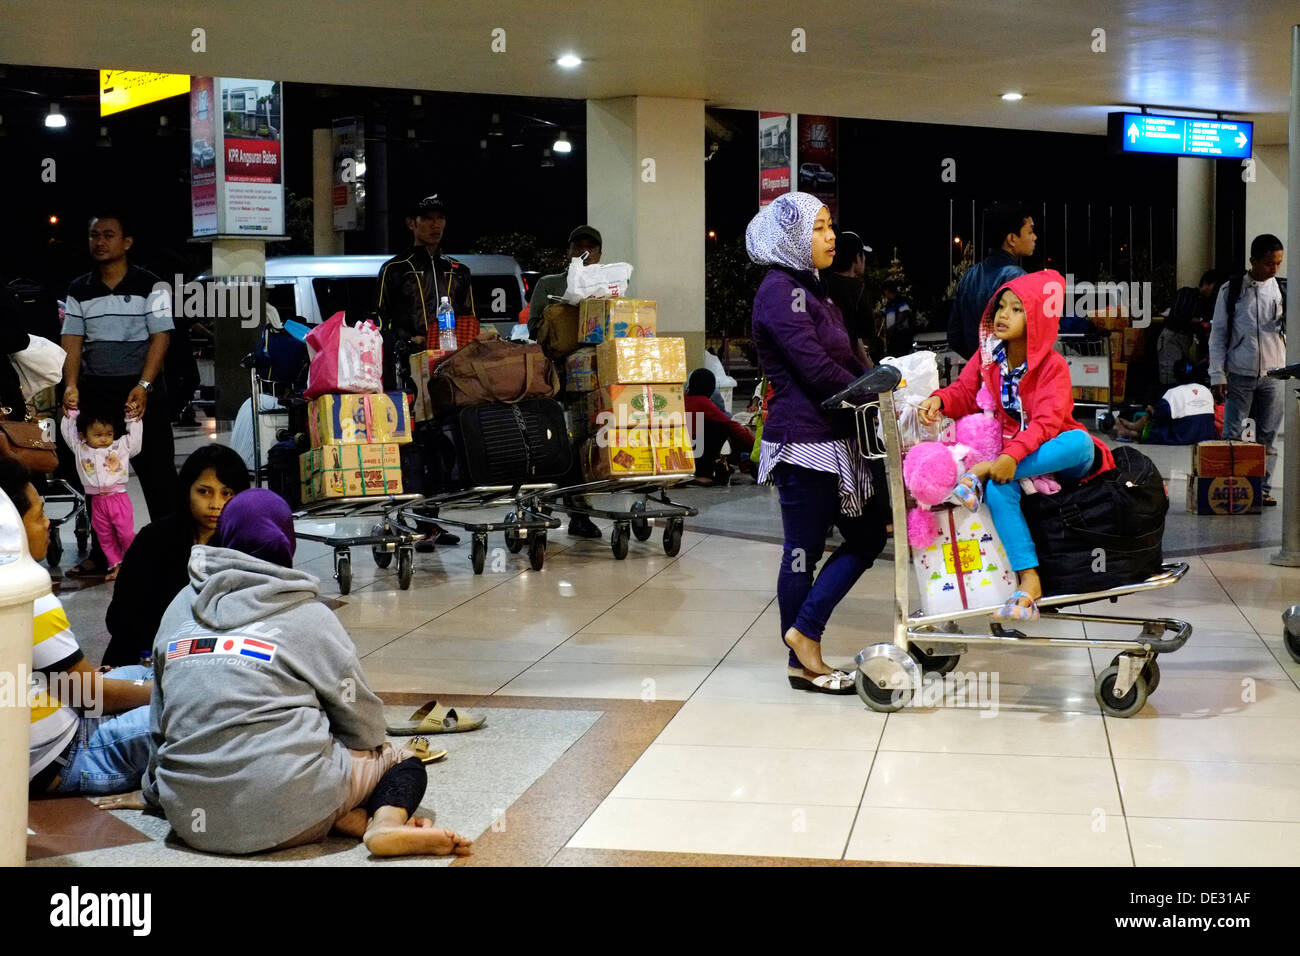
1113, 382, 1219, 445
140, 488, 471, 857
0, 457, 155, 799
684, 368, 756, 486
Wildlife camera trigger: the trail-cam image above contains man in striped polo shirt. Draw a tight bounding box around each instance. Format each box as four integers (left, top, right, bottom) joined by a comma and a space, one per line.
60, 211, 177, 572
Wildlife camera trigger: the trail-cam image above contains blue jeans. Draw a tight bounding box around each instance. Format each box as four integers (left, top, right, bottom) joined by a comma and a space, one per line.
1223, 373, 1284, 494
774, 464, 887, 666
48, 665, 154, 796
984, 430, 1095, 573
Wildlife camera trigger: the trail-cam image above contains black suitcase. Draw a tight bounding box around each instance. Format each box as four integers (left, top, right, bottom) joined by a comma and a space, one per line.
266, 439, 303, 509
1020, 445, 1167, 595
432, 399, 571, 490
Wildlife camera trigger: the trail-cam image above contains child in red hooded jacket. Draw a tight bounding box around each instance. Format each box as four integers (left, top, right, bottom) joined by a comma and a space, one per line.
919, 269, 1114, 619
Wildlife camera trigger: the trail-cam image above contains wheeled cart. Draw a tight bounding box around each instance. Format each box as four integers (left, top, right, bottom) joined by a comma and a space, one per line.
533, 476, 699, 560
293, 494, 425, 595
822, 364, 1193, 718
41, 477, 89, 571
397, 485, 561, 575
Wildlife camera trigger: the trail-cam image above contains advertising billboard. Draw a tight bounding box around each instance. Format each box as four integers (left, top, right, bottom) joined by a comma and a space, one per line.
190, 77, 285, 238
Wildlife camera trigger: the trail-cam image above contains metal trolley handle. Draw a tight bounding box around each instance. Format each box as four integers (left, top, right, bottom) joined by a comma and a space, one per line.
821, 365, 903, 462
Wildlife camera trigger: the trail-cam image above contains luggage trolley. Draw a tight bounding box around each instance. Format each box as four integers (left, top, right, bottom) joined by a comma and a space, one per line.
822, 364, 1193, 718
292, 494, 425, 595
42, 477, 89, 571
534, 476, 699, 560
396, 485, 562, 574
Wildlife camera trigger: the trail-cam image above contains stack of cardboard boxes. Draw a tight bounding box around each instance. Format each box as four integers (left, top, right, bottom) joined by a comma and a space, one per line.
1070, 306, 1145, 404
1186, 440, 1266, 515
561, 298, 695, 480
299, 391, 413, 502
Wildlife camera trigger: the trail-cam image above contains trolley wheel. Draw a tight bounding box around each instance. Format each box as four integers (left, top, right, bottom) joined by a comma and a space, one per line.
1094, 664, 1149, 718
855, 666, 913, 713
46, 529, 63, 569
663, 518, 684, 557
75, 516, 89, 555
471, 534, 488, 575
911, 644, 961, 675
630, 501, 652, 541
335, 552, 353, 595
1110, 653, 1160, 696
504, 513, 524, 553
528, 532, 546, 571
1286, 624, 1300, 665
371, 523, 393, 568
397, 548, 413, 590
610, 523, 630, 560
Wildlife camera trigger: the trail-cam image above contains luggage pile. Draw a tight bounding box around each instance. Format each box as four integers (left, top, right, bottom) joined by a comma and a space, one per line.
559, 298, 695, 480
298, 313, 412, 503
1186, 439, 1266, 515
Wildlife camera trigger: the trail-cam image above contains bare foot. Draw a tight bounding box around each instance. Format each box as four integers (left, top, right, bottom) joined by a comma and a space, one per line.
783, 627, 832, 676
91, 791, 147, 810
363, 807, 472, 857
1016, 568, 1043, 607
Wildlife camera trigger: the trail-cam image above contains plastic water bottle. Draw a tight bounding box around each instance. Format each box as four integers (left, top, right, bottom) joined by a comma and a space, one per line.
436, 296, 456, 351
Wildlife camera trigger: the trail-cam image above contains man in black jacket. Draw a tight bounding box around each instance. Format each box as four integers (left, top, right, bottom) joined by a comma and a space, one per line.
375, 194, 475, 390
375, 195, 474, 549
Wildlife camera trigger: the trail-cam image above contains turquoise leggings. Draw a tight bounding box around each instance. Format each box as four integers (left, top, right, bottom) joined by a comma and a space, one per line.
984, 430, 1095, 572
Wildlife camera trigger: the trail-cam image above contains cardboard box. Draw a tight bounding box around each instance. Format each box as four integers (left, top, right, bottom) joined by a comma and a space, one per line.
301, 443, 401, 478
596, 336, 687, 386
590, 383, 652, 428
911, 506, 1018, 615
1108, 331, 1123, 361
650, 383, 686, 426
578, 298, 658, 344
1186, 475, 1263, 515
408, 349, 453, 421
565, 348, 599, 393
1111, 361, 1127, 403
304, 464, 404, 502
650, 423, 695, 476
307, 391, 412, 446
582, 427, 654, 479
1121, 327, 1148, 363
1193, 440, 1266, 477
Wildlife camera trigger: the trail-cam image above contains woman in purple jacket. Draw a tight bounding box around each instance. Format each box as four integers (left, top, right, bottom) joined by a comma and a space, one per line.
748, 193, 888, 694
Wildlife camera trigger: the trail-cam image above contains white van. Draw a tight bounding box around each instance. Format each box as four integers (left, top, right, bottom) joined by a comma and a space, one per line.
255, 253, 527, 336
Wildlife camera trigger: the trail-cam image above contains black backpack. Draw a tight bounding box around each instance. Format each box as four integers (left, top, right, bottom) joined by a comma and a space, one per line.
1019, 445, 1167, 596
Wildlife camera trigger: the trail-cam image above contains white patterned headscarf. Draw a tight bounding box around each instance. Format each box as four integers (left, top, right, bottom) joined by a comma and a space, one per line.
745, 191, 828, 272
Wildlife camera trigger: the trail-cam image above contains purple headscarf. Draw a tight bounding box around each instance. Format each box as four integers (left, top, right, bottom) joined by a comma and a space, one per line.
214, 488, 296, 568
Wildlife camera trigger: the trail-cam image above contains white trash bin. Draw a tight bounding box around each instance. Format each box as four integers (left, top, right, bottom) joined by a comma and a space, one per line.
0, 491, 53, 867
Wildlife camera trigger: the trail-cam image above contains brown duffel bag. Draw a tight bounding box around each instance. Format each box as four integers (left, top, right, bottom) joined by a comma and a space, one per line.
429, 338, 560, 409
536, 303, 581, 361
0, 417, 58, 474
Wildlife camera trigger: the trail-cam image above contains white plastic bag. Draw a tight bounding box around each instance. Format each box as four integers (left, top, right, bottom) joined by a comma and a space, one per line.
883, 350, 944, 450
560, 257, 634, 304
8, 335, 66, 398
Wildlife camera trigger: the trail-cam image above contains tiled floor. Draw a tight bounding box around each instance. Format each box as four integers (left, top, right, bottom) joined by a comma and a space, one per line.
31, 427, 1300, 866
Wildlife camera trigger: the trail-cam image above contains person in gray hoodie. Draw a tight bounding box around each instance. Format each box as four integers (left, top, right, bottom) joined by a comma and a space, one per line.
141, 489, 471, 857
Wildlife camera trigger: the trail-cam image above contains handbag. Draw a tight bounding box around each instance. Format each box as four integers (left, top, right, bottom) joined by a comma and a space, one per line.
8, 335, 66, 398
304, 311, 384, 399
433, 399, 571, 489
536, 303, 580, 361
0, 417, 58, 474
429, 338, 559, 409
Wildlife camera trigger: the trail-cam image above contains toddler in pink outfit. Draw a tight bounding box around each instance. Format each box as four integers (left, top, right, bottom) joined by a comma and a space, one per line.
60, 407, 143, 579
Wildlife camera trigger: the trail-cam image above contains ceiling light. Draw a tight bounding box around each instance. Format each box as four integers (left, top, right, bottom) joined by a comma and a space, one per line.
540, 148, 555, 168
488, 112, 504, 137
156, 115, 171, 137
1001, 91, 1023, 102
45, 104, 66, 129
95, 126, 112, 148
48, 215, 59, 226
412, 94, 422, 107
552, 131, 571, 153
556, 54, 582, 69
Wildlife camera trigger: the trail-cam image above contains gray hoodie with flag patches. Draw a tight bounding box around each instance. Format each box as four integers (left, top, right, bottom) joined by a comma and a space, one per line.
141, 546, 386, 854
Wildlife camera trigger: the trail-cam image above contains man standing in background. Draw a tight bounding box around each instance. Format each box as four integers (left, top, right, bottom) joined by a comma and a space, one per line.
948, 203, 1035, 360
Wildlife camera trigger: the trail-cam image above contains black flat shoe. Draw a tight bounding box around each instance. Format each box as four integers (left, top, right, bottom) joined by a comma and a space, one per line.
787, 670, 858, 695
567, 515, 603, 539
1263, 495, 1278, 507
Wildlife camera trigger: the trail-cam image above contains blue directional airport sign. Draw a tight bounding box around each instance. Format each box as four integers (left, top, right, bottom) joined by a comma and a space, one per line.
1109, 112, 1253, 159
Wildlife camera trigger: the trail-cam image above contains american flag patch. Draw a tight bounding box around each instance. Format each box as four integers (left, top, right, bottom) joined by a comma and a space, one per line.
166, 639, 192, 660
165, 637, 219, 660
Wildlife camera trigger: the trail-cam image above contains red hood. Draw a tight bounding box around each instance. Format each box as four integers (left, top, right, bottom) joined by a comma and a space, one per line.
977, 269, 1065, 371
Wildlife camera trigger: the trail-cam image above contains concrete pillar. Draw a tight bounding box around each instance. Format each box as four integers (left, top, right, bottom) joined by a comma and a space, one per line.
1176, 156, 1216, 284
211, 239, 267, 423
1245, 145, 1290, 252
1272, 24, 1300, 567
587, 97, 706, 364
313, 128, 344, 256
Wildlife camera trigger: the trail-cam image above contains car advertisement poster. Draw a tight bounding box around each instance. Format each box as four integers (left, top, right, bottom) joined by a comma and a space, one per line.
797, 115, 838, 220
758, 112, 792, 207
190, 77, 284, 237
189, 77, 218, 236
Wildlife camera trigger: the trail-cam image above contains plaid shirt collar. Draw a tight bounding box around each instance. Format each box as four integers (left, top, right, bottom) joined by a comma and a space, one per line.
992, 341, 1028, 425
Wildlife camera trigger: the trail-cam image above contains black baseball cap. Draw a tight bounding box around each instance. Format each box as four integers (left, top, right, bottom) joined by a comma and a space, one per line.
568, 225, 602, 246
410, 194, 447, 218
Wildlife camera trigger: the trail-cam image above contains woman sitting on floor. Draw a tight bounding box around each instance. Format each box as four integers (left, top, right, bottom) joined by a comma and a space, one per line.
140, 488, 471, 857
